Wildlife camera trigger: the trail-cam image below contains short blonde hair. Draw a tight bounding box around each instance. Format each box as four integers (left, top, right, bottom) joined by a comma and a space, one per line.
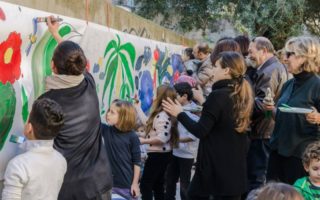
285, 36, 320, 73
111, 99, 136, 132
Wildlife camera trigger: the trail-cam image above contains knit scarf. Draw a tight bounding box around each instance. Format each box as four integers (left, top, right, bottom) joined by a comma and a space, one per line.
45, 73, 84, 91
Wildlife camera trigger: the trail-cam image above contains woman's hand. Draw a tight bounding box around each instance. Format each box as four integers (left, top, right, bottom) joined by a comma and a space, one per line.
131, 182, 140, 198
46, 16, 63, 43
306, 107, 320, 125
162, 97, 183, 117
192, 85, 205, 105
263, 103, 275, 111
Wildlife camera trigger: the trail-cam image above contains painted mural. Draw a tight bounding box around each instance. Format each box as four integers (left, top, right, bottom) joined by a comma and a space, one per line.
0, 1, 185, 181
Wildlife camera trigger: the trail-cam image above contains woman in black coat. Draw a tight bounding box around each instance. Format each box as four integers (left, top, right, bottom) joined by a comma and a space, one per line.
163, 52, 254, 200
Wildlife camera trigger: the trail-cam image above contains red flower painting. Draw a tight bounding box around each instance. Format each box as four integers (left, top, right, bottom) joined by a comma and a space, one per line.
0, 32, 22, 84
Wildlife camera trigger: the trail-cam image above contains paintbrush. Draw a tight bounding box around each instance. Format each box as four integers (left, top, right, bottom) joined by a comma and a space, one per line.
126, 95, 139, 103
36, 17, 63, 23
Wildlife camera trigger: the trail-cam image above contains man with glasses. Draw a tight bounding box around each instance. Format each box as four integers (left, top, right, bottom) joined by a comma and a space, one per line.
247, 37, 288, 192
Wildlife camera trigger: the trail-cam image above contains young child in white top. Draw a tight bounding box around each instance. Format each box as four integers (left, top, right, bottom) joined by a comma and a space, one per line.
1, 98, 67, 200
165, 82, 200, 200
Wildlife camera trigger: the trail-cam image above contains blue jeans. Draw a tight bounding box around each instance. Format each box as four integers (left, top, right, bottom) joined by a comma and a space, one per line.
247, 139, 270, 191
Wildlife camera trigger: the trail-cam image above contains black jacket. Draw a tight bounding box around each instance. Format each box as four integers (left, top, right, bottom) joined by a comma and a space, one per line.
177, 79, 249, 196
270, 72, 320, 158
251, 56, 288, 139
39, 72, 112, 200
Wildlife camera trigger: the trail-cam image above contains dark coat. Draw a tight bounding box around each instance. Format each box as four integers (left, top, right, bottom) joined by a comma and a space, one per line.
177, 79, 249, 196
270, 73, 320, 158
251, 56, 288, 139
39, 72, 112, 200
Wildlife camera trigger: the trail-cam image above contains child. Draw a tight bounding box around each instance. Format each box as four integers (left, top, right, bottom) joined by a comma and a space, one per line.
101, 99, 141, 200
247, 182, 304, 200
165, 82, 199, 200
294, 140, 320, 200
139, 84, 179, 200
133, 99, 149, 163
2, 98, 67, 200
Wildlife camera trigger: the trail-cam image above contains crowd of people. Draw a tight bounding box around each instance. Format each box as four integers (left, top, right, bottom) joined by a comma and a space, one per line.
1, 16, 320, 200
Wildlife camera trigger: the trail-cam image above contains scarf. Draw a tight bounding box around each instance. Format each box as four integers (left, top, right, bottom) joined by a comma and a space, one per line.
45, 73, 84, 91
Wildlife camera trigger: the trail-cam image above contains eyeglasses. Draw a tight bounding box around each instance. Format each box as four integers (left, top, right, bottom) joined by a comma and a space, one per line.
285, 51, 295, 58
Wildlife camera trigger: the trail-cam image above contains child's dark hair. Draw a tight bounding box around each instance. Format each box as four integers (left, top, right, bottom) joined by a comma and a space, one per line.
52, 41, 87, 75
174, 82, 193, 101
184, 48, 195, 60
302, 140, 320, 167
29, 98, 65, 140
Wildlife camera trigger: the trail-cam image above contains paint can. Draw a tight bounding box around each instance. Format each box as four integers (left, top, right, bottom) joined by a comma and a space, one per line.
9, 135, 26, 144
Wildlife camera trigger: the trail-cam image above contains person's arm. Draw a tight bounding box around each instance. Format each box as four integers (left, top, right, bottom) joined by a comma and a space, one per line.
140, 137, 164, 145
46, 16, 63, 44
131, 165, 141, 198
179, 137, 194, 143
179, 112, 199, 143
134, 101, 148, 125
130, 134, 141, 198
254, 68, 283, 117
177, 111, 216, 139
140, 113, 171, 145
163, 94, 219, 139
2, 160, 28, 200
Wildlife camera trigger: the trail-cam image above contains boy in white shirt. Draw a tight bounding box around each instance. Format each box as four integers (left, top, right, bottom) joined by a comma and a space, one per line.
165, 82, 199, 200
2, 98, 67, 200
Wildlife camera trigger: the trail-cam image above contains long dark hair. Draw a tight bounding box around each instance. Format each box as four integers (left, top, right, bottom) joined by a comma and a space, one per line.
212, 51, 253, 133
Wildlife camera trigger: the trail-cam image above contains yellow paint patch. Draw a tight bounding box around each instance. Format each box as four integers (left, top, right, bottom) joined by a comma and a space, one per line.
98, 57, 103, 66
167, 65, 173, 75
4, 47, 13, 64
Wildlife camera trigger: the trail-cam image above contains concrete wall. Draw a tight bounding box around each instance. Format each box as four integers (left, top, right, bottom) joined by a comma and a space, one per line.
2, 0, 195, 46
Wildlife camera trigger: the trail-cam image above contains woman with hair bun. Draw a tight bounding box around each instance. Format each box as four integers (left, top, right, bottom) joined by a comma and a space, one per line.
38, 16, 113, 200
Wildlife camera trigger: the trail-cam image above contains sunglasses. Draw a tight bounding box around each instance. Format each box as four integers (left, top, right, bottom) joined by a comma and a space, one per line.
285, 51, 295, 58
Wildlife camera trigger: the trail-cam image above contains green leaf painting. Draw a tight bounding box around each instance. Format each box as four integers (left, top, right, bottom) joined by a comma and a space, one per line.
21, 85, 29, 123
102, 34, 136, 109
0, 83, 16, 151
31, 25, 72, 98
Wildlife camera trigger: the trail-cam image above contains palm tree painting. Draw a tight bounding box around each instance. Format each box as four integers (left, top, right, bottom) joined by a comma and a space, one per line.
101, 34, 136, 111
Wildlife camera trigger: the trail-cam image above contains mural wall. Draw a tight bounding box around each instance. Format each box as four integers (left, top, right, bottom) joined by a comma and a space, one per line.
0, 1, 184, 180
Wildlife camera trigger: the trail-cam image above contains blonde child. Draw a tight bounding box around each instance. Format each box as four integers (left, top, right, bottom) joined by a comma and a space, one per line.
294, 140, 320, 200
139, 85, 179, 200
101, 99, 141, 200
2, 98, 66, 200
